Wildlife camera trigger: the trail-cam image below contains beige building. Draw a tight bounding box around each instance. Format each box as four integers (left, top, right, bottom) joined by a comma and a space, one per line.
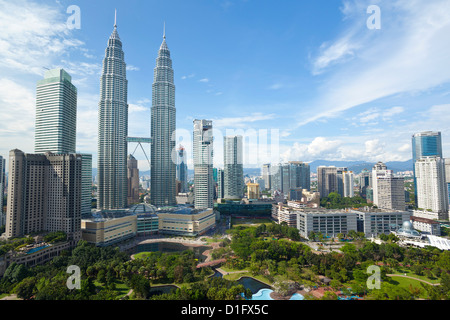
4, 150, 82, 245
247, 182, 260, 199
81, 213, 137, 247
157, 207, 216, 236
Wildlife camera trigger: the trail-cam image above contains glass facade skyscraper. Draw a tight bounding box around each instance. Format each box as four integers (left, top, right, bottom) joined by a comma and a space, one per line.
151, 31, 177, 207
224, 135, 244, 199
177, 146, 188, 194
193, 120, 214, 209
97, 21, 128, 210
35, 68, 77, 154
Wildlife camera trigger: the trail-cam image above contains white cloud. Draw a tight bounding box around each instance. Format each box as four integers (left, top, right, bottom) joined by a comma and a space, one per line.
268, 83, 284, 90
199, 78, 209, 83
0, 78, 35, 154
213, 113, 276, 129
300, 0, 450, 128
126, 65, 140, 71
0, 0, 84, 76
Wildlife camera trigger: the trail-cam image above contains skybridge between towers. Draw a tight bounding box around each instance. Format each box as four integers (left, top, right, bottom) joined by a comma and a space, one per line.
127, 137, 152, 168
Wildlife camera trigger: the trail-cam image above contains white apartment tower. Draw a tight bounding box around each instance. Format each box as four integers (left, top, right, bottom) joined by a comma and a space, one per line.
415, 156, 448, 220
372, 162, 405, 211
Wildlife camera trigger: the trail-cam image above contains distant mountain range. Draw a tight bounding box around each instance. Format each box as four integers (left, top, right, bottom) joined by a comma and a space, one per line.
307, 159, 413, 174
91, 159, 413, 179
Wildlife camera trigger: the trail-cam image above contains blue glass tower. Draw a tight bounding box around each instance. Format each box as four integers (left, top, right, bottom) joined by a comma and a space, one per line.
412, 131, 443, 203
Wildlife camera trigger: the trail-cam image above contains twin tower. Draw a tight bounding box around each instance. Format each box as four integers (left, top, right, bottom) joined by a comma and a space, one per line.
97, 19, 176, 210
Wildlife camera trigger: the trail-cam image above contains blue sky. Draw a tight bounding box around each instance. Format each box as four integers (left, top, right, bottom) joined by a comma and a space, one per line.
0, 0, 450, 171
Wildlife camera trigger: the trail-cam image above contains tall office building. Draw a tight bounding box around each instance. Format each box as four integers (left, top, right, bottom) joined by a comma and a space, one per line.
317, 166, 338, 198
271, 163, 283, 193
372, 162, 405, 211
177, 146, 188, 194
359, 169, 372, 198
262, 164, 271, 191
150, 28, 177, 207
343, 171, 355, 198
4, 150, 82, 244
288, 161, 311, 191
97, 18, 128, 210
35, 68, 77, 154
216, 168, 225, 199
224, 136, 244, 199
79, 153, 92, 217
0, 156, 5, 227
445, 159, 450, 211
412, 131, 443, 202
127, 155, 140, 205
193, 120, 214, 209
415, 156, 448, 219
336, 167, 348, 197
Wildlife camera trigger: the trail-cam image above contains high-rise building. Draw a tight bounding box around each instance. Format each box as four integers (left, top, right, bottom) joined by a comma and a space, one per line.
271, 163, 283, 193
415, 156, 448, 219
317, 166, 338, 198
217, 168, 225, 199
151, 28, 176, 207
247, 182, 260, 199
177, 146, 188, 194
127, 155, 140, 205
412, 131, 443, 202
35, 68, 77, 154
359, 169, 372, 198
97, 18, 128, 210
193, 120, 214, 209
372, 162, 405, 211
445, 159, 450, 211
224, 136, 244, 199
4, 150, 82, 244
262, 164, 271, 191
343, 171, 355, 198
0, 155, 5, 227
79, 153, 92, 217
336, 167, 348, 197
288, 161, 311, 191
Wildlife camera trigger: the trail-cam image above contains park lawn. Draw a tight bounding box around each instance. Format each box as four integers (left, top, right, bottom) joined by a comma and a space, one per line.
387, 276, 431, 299
231, 218, 273, 228
133, 251, 154, 260
94, 279, 130, 298
391, 268, 440, 284
222, 271, 273, 287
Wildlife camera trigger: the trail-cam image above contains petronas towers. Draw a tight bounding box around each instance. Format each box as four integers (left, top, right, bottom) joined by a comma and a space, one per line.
97, 19, 128, 210
150, 30, 177, 207
97, 16, 176, 210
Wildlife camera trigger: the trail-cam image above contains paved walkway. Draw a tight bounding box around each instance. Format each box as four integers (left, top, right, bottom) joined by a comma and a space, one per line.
215, 268, 249, 276
387, 274, 440, 286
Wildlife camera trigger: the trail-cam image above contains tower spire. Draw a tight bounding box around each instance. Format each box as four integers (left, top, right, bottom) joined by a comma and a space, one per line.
163, 21, 166, 40
114, 9, 117, 28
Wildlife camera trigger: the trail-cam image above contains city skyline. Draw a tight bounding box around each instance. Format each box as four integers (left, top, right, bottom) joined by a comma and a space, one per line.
1, 0, 450, 172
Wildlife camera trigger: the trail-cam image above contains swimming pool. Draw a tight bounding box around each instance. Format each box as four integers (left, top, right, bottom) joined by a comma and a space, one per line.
246, 289, 305, 301
26, 245, 50, 254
